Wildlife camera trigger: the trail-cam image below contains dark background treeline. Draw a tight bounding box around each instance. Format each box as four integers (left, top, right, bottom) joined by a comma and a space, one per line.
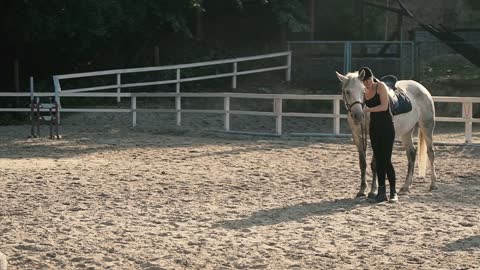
1, 0, 479, 92
0, 0, 381, 92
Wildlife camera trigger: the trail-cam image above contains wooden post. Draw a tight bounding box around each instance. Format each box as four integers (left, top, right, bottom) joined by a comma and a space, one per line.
384, 0, 390, 40
286, 52, 292, 82
224, 96, 230, 131
29, 77, 35, 137
14, 59, 20, 106
463, 102, 473, 144
274, 98, 282, 135
35, 97, 40, 136
334, 97, 340, 135
131, 96, 137, 127
176, 69, 181, 126
117, 73, 121, 103
360, 0, 365, 40
232, 62, 237, 89
53, 76, 62, 124
309, 0, 315, 40
343, 42, 352, 74
54, 101, 60, 138
29, 76, 34, 103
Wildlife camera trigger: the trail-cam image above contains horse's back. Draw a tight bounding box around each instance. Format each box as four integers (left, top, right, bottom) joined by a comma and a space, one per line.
397, 80, 433, 101
393, 80, 435, 135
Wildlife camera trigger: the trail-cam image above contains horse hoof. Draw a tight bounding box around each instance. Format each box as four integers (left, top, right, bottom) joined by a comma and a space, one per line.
399, 187, 410, 195
367, 192, 377, 199
356, 192, 367, 198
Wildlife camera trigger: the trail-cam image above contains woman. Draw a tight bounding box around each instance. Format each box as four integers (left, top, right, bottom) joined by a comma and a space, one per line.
360, 67, 398, 203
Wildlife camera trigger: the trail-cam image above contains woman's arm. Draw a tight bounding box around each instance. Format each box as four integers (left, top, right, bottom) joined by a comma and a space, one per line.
364, 83, 389, 112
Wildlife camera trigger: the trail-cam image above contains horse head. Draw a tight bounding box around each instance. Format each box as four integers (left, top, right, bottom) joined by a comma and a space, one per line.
336, 71, 366, 123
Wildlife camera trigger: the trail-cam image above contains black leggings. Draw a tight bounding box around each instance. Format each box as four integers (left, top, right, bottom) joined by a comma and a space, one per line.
370, 122, 396, 194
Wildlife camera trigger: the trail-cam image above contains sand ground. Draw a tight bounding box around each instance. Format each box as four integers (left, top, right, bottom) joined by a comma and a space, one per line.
0, 115, 479, 270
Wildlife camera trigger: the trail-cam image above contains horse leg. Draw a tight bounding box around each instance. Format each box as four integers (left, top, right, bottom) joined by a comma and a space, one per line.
422, 125, 438, 191
399, 131, 416, 194
356, 147, 368, 197
368, 155, 377, 199
349, 117, 369, 197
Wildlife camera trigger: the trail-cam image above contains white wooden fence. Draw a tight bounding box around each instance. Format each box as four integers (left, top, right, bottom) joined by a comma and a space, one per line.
1, 91, 479, 143
0, 51, 478, 143
52, 51, 292, 105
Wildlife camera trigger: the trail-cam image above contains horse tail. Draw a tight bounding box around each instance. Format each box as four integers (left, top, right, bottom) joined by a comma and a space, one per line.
417, 127, 427, 177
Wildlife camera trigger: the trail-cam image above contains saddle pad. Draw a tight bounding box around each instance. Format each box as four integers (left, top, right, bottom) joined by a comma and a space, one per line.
388, 88, 412, 115
380, 75, 412, 115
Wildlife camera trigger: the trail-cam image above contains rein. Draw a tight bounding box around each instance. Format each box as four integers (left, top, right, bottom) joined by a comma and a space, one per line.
360, 116, 367, 153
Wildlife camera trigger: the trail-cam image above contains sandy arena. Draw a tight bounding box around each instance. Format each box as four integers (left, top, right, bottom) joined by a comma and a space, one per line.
0, 115, 479, 269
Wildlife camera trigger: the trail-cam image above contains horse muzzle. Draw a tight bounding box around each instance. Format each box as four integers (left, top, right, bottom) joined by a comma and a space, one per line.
350, 107, 365, 123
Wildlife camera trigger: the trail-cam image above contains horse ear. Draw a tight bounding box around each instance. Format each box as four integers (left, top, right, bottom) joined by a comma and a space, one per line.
335, 71, 347, 83
358, 70, 366, 81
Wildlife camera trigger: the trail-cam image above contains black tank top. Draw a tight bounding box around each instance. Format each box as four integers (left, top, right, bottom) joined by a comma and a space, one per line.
365, 84, 393, 125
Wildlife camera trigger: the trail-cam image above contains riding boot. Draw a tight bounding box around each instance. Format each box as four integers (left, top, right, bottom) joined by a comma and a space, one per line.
389, 178, 398, 203
389, 192, 399, 203
374, 186, 388, 203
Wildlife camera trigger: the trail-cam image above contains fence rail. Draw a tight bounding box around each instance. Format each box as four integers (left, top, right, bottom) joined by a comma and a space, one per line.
52, 51, 292, 102
1, 51, 478, 143
1, 92, 478, 143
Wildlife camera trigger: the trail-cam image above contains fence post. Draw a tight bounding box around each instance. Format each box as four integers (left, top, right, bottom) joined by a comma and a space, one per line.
29, 77, 35, 137
52, 76, 61, 124
232, 62, 237, 89
463, 102, 473, 143
343, 41, 352, 74
410, 42, 415, 79
274, 98, 282, 135
286, 52, 292, 82
224, 96, 230, 131
334, 97, 341, 135
29, 76, 34, 103
176, 69, 181, 126
131, 96, 137, 127
117, 74, 121, 103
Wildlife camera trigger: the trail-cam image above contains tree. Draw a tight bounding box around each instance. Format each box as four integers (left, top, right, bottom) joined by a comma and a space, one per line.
0, 0, 310, 90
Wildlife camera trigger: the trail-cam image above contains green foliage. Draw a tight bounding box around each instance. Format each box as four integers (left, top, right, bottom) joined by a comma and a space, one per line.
467, 0, 480, 10
0, 0, 308, 72
0, 0, 308, 98
419, 55, 480, 81
266, 0, 309, 32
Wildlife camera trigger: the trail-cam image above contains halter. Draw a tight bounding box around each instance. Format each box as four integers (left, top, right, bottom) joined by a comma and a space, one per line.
342, 87, 367, 154
342, 88, 365, 113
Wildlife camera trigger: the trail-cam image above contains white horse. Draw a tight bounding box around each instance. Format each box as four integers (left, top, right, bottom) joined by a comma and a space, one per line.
336, 70, 438, 198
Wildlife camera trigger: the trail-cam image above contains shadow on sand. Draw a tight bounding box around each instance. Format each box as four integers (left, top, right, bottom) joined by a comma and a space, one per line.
443, 235, 480, 252
216, 198, 371, 230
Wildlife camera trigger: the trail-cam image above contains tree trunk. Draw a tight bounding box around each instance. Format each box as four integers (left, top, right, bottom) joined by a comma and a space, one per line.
309, 0, 315, 40
196, 0, 204, 40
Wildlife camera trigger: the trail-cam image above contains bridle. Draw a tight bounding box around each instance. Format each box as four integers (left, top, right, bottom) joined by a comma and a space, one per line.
342, 88, 365, 113
342, 87, 367, 153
